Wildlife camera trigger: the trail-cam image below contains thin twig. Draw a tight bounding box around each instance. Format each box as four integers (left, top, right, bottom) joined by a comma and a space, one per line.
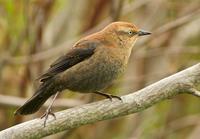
0, 94, 84, 109
4, 0, 152, 65
134, 8, 200, 52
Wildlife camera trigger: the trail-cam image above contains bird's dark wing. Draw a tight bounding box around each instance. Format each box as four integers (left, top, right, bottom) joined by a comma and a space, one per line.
38, 40, 100, 82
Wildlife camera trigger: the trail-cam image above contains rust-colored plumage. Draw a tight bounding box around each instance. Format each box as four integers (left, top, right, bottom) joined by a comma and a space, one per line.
15, 22, 151, 124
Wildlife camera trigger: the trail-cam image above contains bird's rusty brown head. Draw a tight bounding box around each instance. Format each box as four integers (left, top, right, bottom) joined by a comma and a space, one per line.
102, 22, 150, 46
103, 22, 151, 38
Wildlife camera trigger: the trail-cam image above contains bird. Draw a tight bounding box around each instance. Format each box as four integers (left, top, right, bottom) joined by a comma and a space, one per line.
14, 21, 151, 126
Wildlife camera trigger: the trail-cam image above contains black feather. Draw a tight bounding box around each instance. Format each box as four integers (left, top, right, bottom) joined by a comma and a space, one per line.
14, 80, 55, 115
38, 40, 100, 82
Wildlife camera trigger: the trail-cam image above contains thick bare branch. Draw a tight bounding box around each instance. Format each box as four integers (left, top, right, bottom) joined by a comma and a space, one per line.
0, 63, 200, 139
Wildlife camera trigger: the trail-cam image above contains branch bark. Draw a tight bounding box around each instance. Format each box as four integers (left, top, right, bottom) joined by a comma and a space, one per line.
0, 63, 200, 139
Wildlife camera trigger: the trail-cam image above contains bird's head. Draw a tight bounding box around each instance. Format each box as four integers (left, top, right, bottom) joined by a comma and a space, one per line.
102, 21, 151, 48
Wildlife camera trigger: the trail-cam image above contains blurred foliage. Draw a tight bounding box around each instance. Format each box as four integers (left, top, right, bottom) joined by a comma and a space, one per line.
0, 0, 200, 139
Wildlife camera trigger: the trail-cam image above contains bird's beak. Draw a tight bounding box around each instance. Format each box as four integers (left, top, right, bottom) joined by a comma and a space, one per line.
137, 30, 151, 36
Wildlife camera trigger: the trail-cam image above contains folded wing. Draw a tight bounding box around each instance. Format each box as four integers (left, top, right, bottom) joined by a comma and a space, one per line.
39, 40, 100, 82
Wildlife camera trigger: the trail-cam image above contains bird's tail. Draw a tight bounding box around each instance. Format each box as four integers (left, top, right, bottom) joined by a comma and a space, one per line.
14, 81, 57, 115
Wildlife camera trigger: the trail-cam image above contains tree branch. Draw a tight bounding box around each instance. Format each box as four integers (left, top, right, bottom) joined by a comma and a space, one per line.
0, 63, 200, 139
0, 94, 84, 109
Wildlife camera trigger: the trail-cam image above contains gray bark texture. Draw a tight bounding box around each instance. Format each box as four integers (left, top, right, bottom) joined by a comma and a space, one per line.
1, 63, 200, 139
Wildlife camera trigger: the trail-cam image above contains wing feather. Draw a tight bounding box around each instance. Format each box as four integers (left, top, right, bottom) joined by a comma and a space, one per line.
38, 40, 100, 82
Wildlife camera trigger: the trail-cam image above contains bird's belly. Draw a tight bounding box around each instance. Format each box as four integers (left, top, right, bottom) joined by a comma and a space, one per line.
60, 56, 124, 93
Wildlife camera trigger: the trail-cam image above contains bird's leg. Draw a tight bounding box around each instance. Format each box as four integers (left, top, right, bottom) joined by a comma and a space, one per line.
40, 92, 59, 127
94, 91, 122, 101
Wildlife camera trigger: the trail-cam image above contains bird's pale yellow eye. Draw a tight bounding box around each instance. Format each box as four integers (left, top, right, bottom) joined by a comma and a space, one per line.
116, 29, 137, 37
128, 30, 137, 36
128, 30, 133, 35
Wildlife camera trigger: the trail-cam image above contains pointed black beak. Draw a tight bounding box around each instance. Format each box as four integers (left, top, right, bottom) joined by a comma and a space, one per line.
138, 30, 151, 36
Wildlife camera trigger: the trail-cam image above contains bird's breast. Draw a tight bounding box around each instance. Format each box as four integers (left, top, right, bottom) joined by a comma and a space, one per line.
59, 47, 126, 93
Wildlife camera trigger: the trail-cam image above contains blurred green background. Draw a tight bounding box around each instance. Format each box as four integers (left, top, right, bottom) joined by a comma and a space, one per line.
0, 0, 200, 139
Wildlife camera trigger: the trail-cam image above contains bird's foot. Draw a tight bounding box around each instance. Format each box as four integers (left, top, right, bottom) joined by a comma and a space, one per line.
106, 94, 122, 101
40, 108, 56, 127
94, 91, 122, 101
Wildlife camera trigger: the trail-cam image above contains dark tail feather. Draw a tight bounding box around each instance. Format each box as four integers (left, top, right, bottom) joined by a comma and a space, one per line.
14, 81, 56, 115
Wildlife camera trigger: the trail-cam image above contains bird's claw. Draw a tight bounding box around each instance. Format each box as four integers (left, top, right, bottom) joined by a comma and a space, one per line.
40, 108, 56, 127
107, 94, 122, 101
94, 91, 122, 102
